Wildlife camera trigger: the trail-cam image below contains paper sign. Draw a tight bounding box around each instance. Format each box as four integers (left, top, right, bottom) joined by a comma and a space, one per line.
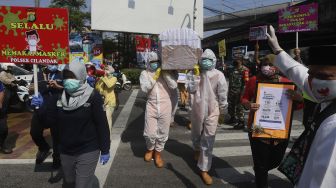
177, 73, 187, 83
218, 39, 226, 57
0, 6, 69, 64
232, 46, 247, 59
249, 26, 268, 41
278, 3, 318, 33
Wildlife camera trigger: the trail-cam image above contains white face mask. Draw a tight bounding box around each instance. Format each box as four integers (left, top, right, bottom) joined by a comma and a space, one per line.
310, 78, 336, 102
28, 39, 37, 46
261, 65, 276, 76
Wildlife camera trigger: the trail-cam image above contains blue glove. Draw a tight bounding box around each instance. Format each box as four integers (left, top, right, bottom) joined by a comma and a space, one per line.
100, 153, 110, 165
31, 93, 43, 108
87, 76, 96, 87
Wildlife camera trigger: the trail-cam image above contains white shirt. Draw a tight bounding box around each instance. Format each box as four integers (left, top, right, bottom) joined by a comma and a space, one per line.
276, 51, 336, 188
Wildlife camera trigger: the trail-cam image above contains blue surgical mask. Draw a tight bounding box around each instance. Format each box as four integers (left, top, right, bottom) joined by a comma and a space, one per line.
149, 62, 159, 71
63, 79, 81, 93
200, 59, 213, 70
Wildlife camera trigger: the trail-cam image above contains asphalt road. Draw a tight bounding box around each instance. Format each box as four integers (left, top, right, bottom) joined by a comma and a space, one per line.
0, 88, 304, 188
104, 90, 303, 188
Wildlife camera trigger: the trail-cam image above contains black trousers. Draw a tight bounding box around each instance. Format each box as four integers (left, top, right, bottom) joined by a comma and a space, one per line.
0, 88, 11, 147
0, 117, 8, 146
249, 134, 288, 188
30, 113, 59, 157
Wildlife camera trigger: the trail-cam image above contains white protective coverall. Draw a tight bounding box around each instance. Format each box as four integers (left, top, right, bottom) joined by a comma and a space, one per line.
187, 49, 228, 171
275, 51, 336, 188
171, 88, 178, 124
140, 53, 177, 152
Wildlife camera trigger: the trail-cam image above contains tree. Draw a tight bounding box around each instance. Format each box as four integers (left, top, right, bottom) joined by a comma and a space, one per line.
50, 0, 90, 33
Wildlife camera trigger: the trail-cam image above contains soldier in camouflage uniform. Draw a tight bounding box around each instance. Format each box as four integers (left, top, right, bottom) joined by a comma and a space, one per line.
226, 59, 248, 129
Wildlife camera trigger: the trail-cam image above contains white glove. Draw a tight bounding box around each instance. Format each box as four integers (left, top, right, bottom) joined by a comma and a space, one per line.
162, 72, 177, 89
266, 25, 283, 54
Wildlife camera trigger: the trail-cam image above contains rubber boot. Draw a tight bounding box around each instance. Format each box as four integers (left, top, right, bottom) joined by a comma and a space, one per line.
154, 150, 164, 168
194, 150, 200, 161
144, 150, 153, 162
200, 171, 213, 185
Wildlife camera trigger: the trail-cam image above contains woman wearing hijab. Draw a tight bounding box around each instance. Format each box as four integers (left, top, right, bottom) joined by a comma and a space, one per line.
31, 60, 110, 188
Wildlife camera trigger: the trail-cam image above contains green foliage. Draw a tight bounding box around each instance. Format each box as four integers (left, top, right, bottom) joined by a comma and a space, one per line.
50, 0, 90, 33
121, 68, 142, 85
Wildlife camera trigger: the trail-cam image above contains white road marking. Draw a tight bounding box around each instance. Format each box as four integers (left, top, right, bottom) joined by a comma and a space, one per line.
215, 129, 303, 141
95, 89, 139, 188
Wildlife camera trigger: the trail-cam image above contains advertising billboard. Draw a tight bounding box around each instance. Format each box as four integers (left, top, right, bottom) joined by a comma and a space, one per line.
91, 0, 204, 38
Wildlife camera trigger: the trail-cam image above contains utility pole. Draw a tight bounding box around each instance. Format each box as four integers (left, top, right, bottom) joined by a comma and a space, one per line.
193, 0, 196, 31
34, 0, 40, 7
33, 0, 40, 99
290, 0, 299, 48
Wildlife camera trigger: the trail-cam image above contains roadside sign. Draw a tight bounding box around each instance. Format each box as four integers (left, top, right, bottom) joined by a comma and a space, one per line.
0, 6, 69, 64
249, 26, 268, 41
278, 3, 318, 33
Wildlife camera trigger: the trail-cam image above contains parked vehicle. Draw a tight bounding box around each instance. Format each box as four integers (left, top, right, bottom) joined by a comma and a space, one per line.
5, 80, 33, 112
113, 72, 132, 91
16, 82, 33, 112
0, 63, 33, 84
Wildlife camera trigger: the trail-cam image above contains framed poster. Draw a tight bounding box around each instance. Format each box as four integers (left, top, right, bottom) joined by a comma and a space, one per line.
252, 82, 295, 139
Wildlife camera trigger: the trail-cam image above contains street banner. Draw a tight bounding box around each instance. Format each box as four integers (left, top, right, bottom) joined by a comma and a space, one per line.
232, 46, 247, 59
278, 3, 318, 33
0, 6, 69, 64
218, 39, 226, 57
249, 26, 268, 41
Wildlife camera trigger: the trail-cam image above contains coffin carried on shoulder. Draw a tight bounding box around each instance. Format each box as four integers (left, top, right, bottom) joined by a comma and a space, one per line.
159, 28, 202, 70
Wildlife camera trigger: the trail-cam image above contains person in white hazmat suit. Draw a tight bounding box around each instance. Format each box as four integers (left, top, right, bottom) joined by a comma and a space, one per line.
187, 49, 228, 185
139, 51, 178, 168
267, 25, 336, 188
